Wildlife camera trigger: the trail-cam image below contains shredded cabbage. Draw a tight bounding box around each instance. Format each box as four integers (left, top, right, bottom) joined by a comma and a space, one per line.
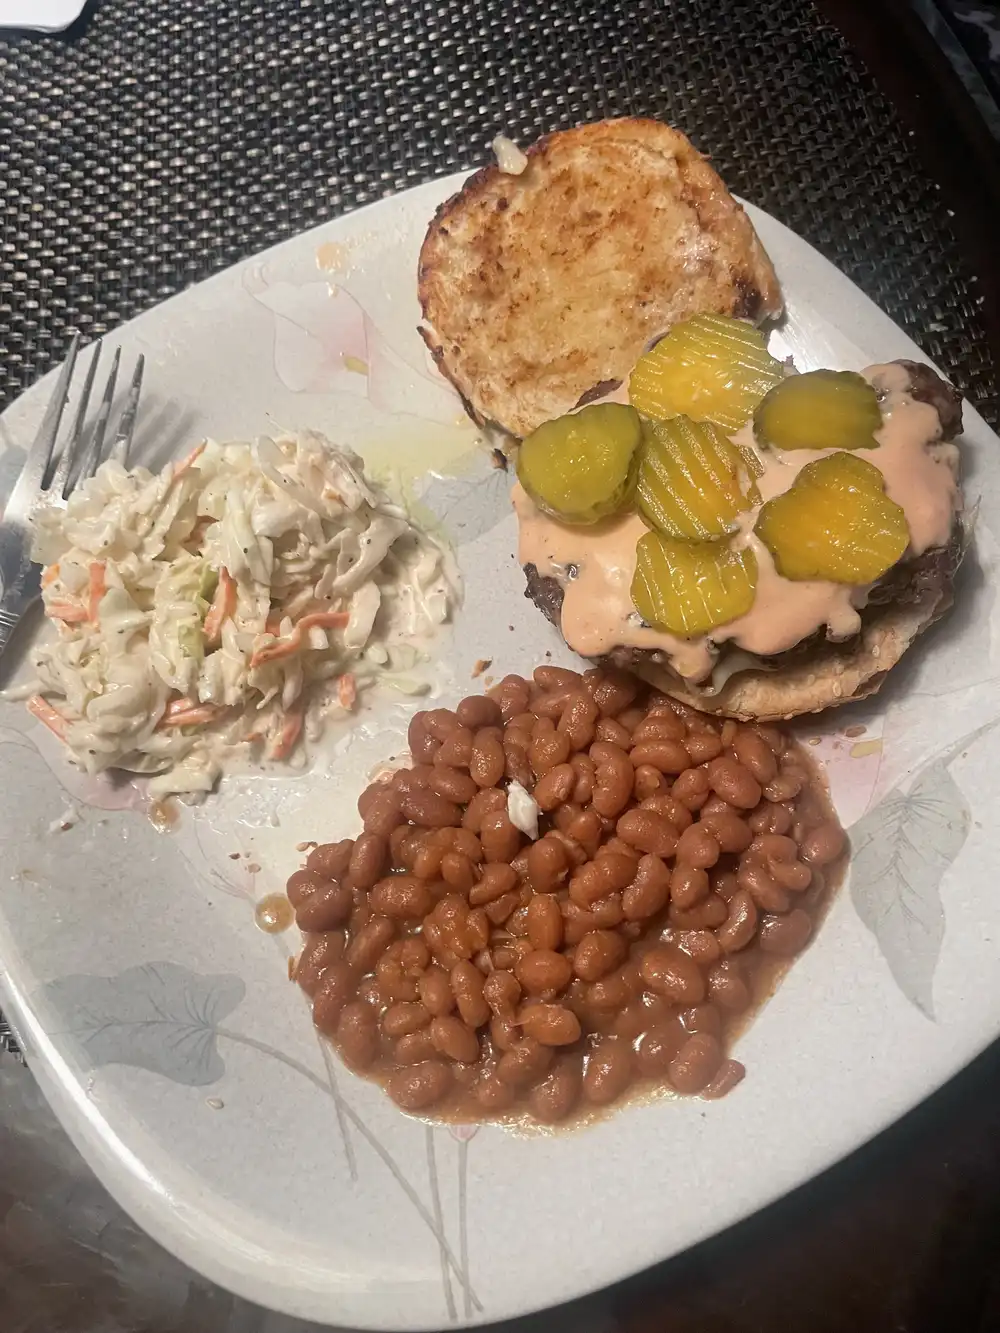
27, 431, 458, 797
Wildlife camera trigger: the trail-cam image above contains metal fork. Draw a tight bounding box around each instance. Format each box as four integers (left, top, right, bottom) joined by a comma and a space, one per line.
0, 334, 144, 660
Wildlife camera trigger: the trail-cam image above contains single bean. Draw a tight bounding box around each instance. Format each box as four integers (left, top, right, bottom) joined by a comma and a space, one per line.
737, 856, 792, 913
566, 808, 603, 857
668, 893, 729, 930
589, 893, 625, 929
394, 1029, 438, 1065
348, 832, 389, 890
462, 786, 507, 833
715, 889, 758, 953
706, 756, 763, 810
622, 853, 671, 920
758, 907, 813, 956
529, 1056, 583, 1123
533, 763, 576, 811
573, 929, 627, 982
616, 807, 678, 857
466, 907, 490, 952
374, 952, 419, 1002
668, 1032, 724, 1094
675, 823, 721, 870
469, 728, 506, 787
586, 667, 639, 718
526, 893, 565, 950
483, 968, 522, 1016
346, 916, 396, 972
519, 1003, 582, 1047
440, 850, 475, 893
683, 730, 724, 765
558, 691, 600, 750
485, 890, 520, 925
480, 810, 523, 863
635, 1019, 688, 1075
763, 767, 804, 802
469, 862, 518, 905
294, 931, 346, 996
430, 1014, 481, 1063
362, 790, 407, 837
382, 1000, 432, 1038
678, 1003, 723, 1037
672, 766, 711, 812
419, 965, 456, 1016
596, 716, 634, 749
732, 726, 779, 784
589, 741, 634, 818
286, 868, 331, 908
397, 788, 462, 828
295, 880, 354, 932
386, 1060, 453, 1110
639, 944, 706, 1004
305, 839, 355, 880
799, 820, 846, 867
336, 1001, 379, 1070
582, 1038, 634, 1105
450, 967, 488, 1030
422, 708, 462, 741
435, 725, 474, 768
570, 752, 597, 805
475, 1071, 518, 1112
707, 959, 751, 1013
427, 765, 476, 805
669, 863, 710, 909
516, 949, 573, 996
534, 665, 583, 692
630, 740, 691, 774
700, 1059, 747, 1099
455, 694, 503, 728
370, 875, 433, 920
672, 928, 722, 965
407, 712, 439, 763
698, 808, 753, 854
312, 962, 358, 1034
496, 1036, 554, 1086
526, 838, 570, 896
631, 714, 687, 745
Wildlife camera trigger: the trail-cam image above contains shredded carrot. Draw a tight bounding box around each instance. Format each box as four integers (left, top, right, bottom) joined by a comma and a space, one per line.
270, 708, 304, 760
41, 564, 60, 589
163, 696, 196, 719
87, 562, 106, 624
27, 695, 68, 740
173, 441, 207, 479
337, 673, 358, 711
45, 602, 89, 624
203, 567, 236, 645
249, 609, 350, 668
159, 702, 224, 729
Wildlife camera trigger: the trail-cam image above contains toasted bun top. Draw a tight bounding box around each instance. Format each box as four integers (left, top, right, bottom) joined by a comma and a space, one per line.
418, 119, 783, 438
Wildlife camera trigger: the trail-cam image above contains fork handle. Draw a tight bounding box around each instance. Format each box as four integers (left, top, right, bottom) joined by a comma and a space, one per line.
0, 595, 33, 661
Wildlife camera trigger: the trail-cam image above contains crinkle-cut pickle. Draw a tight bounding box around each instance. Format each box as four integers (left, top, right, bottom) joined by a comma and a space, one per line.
754, 369, 882, 452
636, 416, 761, 542
629, 313, 785, 431
631, 531, 758, 638
516, 403, 642, 525
755, 452, 909, 584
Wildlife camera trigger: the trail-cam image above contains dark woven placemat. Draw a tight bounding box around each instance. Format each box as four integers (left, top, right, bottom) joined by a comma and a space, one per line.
0, 0, 997, 1062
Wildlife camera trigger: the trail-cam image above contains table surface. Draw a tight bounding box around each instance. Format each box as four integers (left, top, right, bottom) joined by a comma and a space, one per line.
3, 1, 1000, 1331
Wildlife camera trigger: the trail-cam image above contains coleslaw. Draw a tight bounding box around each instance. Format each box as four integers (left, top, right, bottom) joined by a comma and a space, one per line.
24, 431, 458, 797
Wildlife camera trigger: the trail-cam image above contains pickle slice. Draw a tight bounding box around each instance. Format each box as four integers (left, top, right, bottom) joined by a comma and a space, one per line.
754, 369, 882, 452
755, 452, 909, 584
631, 532, 758, 638
629, 314, 785, 431
516, 403, 642, 525
636, 416, 760, 541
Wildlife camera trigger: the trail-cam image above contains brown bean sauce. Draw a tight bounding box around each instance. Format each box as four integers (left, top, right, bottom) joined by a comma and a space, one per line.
288, 667, 847, 1129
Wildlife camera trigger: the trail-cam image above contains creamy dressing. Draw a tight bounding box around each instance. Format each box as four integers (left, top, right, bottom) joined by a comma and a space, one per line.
516, 363, 960, 682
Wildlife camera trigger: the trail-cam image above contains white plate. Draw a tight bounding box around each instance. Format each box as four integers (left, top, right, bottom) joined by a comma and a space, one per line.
1, 173, 999, 1332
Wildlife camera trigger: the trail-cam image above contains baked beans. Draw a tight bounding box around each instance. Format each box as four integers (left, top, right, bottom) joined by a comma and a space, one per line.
288, 668, 846, 1127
